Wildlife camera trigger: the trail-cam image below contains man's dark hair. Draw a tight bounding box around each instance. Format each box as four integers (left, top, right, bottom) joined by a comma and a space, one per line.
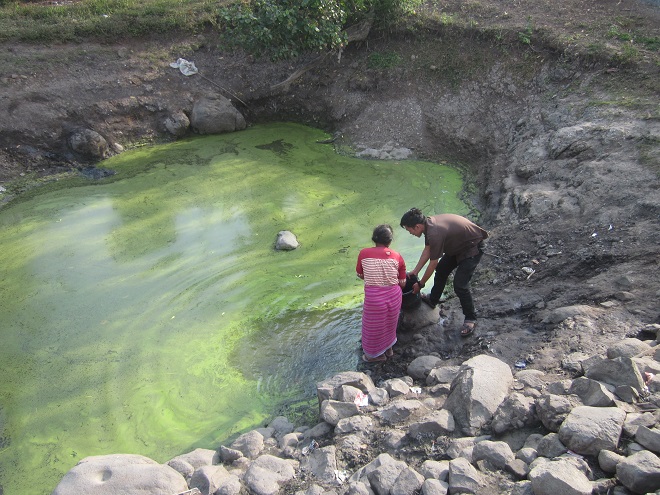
400, 208, 426, 228
372, 224, 394, 246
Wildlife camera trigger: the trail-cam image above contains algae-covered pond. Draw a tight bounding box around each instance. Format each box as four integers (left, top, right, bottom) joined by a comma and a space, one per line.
0, 123, 470, 495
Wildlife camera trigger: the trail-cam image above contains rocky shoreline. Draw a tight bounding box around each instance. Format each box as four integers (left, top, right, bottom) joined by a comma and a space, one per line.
52, 319, 660, 495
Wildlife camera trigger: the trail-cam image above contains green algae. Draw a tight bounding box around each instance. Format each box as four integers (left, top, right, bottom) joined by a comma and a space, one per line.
0, 123, 469, 495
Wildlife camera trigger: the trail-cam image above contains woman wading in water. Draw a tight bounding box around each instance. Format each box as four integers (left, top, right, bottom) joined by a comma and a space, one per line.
356, 224, 407, 362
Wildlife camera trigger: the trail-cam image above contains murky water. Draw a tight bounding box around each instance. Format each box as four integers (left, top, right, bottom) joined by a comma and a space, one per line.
0, 123, 469, 494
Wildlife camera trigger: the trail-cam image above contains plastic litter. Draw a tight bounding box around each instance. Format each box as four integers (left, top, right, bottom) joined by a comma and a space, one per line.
169, 58, 198, 76
301, 440, 319, 456
514, 360, 527, 369
335, 470, 349, 483
354, 391, 369, 407
410, 386, 422, 394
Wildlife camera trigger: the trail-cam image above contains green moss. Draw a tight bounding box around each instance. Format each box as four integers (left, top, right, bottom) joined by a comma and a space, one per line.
0, 123, 471, 495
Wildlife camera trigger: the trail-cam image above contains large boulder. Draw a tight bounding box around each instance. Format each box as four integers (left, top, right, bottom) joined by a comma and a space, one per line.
616, 450, 660, 494
52, 454, 188, 495
68, 128, 109, 159
557, 406, 625, 456
529, 459, 592, 495
444, 355, 513, 435
191, 95, 246, 134
243, 454, 296, 495
317, 372, 376, 404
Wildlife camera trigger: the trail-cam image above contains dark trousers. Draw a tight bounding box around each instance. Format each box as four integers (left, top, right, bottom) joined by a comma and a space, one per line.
429, 249, 483, 321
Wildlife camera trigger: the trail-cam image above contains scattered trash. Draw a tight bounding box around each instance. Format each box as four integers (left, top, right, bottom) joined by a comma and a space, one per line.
514, 360, 527, 369
410, 386, 422, 394
591, 232, 598, 237
608, 224, 613, 231
301, 440, 319, 456
354, 391, 369, 407
645, 372, 655, 385
169, 58, 198, 76
334, 470, 349, 483
521, 267, 534, 275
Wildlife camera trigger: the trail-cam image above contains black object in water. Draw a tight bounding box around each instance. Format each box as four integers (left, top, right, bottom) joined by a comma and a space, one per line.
401, 273, 421, 310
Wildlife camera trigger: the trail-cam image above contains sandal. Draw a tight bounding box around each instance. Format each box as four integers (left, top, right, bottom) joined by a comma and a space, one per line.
460, 320, 477, 337
362, 353, 387, 363
385, 347, 394, 358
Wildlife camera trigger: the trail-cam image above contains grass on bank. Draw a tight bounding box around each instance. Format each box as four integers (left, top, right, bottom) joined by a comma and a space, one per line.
1, 0, 658, 63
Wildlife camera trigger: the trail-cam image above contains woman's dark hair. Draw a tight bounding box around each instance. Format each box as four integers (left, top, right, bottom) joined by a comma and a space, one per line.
400, 208, 426, 228
372, 224, 394, 246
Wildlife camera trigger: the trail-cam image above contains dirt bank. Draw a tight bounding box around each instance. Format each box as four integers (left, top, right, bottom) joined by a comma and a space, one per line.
1, 0, 659, 380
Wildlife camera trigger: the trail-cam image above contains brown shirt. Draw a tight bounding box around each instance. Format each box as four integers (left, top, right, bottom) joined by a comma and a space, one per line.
425, 214, 488, 262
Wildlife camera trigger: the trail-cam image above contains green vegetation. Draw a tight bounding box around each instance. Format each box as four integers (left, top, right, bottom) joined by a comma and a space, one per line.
367, 50, 401, 69
0, 0, 656, 66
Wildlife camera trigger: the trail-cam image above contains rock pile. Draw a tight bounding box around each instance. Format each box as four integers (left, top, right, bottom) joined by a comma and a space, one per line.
52, 329, 660, 495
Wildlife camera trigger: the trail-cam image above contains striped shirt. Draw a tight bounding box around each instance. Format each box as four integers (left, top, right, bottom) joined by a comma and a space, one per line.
356, 247, 406, 287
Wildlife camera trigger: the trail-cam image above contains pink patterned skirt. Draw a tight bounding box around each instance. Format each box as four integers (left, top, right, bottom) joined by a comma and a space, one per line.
361, 285, 402, 358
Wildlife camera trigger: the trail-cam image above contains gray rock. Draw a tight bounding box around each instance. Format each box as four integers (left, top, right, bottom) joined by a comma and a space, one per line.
219, 445, 244, 463
170, 448, 219, 469
166, 458, 194, 481
68, 128, 109, 159
472, 440, 515, 471
383, 378, 410, 397
583, 356, 645, 392
614, 385, 640, 403
598, 450, 624, 474
340, 385, 364, 403
623, 412, 657, 437
407, 356, 444, 381
529, 459, 592, 495
369, 387, 390, 406
407, 410, 455, 439
444, 355, 513, 435
275, 230, 299, 250
320, 399, 360, 426
346, 481, 373, 495
421, 478, 448, 495
164, 110, 190, 137
391, 467, 425, 495
383, 429, 409, 450
635, 426, 660, 454
216, 473, 242, 495
491, 392, 538, 434
302, 422, 334, 440
510, 480, 534, 495
190, 95, 246, 134
230, 429, 264, 458
558, 406, 626, 456
447, 457, 483, 495
616, 450, 660, 494
243, 455, 296, 495
364, 454, 408, 493
349, 453, 401, 484
606, 338, 652, 359
52, 454, 188, 495
516, 447, 538, 464
536, 433, 568, 458
568, 377, 616, 407
374, 399, 428, 424
561, 352, 590, 374
335, 415, 374, 435
419, 460, 449, 481
535, 393, 581, 432
301, 445, 337, 483
425, 366, 461, 386
514, 369, 547, 391
317, 372, 376, 403
269, 416, 296, 438
279, 432, 302, 450
190, 464, 231, 495
542, 305, 596, 324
